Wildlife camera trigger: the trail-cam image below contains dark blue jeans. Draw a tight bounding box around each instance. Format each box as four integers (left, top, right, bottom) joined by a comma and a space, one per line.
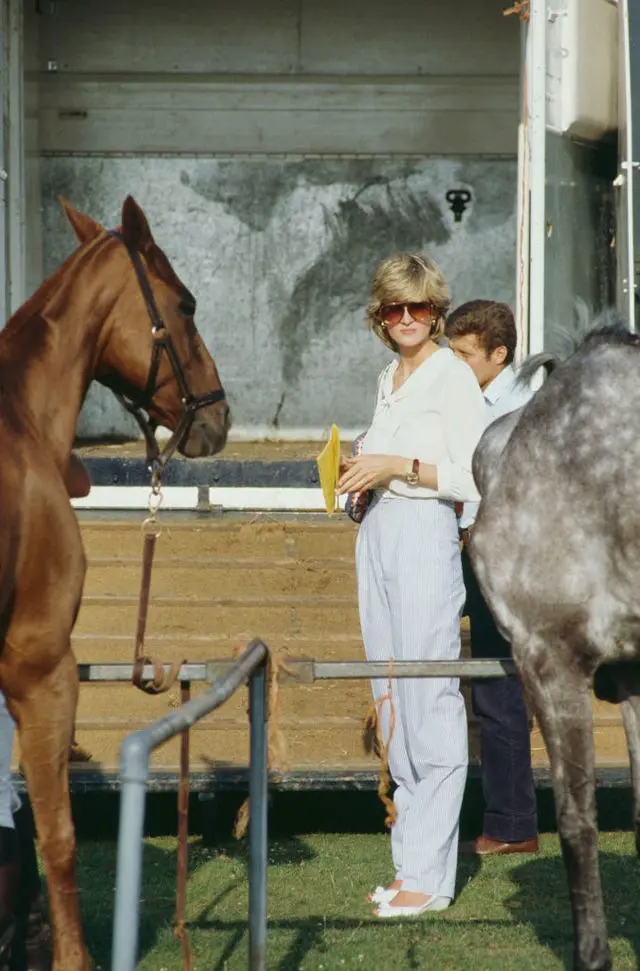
462, 546, 537, 842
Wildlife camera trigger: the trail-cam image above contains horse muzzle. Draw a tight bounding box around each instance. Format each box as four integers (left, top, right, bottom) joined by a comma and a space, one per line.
179, 401, 231, 458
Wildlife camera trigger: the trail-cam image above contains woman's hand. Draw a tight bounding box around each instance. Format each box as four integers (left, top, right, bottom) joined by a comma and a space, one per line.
337, 454, 405, 495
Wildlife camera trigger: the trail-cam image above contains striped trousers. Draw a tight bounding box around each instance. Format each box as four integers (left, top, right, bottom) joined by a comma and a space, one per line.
0, 691, 19, 828
356, 496, 467, 899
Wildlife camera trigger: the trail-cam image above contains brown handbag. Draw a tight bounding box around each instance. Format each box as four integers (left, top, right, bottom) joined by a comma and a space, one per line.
344, 432, 374, 524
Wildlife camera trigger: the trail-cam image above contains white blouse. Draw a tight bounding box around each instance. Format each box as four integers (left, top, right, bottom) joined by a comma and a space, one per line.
361, 347, 485, 502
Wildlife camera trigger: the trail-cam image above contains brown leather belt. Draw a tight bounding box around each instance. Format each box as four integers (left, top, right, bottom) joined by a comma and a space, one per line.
459, 527, 473, 546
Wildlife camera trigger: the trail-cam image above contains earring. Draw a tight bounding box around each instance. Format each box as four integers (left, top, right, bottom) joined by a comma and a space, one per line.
381, 321, 387, 329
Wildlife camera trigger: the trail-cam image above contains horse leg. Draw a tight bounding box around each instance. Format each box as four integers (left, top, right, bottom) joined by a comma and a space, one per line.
7, 650, 89, 971
519, 648, 610, 971
592, 663, 640, 856
620, 696, 640, 856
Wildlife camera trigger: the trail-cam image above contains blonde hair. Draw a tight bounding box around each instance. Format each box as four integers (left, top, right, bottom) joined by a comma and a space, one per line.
367, 253, 450, 351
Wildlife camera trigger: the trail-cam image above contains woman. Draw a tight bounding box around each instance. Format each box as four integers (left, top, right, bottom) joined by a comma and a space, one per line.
338, 253, 485, 917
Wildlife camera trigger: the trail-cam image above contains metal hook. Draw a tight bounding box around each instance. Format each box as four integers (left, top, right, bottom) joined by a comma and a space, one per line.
445, 189, 472, 223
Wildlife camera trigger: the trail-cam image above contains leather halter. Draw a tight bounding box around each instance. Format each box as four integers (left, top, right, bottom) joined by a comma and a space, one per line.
107, 230, 226, 478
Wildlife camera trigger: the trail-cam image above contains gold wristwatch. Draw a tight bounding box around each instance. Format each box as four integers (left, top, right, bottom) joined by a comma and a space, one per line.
406, 458, 420, 486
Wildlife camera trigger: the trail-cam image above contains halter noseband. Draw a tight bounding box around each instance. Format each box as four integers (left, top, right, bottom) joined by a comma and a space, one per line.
107, 230, 226, 477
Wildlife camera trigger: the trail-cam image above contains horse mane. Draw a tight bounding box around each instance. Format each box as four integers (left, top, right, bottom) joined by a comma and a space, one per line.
517, 352, 559, 385
579, 321, 640, 349
2, 236, 101, 336
547, 300, 632, 358
517, 306, 635, 389
0, 233, 116, 437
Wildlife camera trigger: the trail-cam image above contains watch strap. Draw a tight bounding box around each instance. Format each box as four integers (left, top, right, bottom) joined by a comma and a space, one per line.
406, 458, 420, 484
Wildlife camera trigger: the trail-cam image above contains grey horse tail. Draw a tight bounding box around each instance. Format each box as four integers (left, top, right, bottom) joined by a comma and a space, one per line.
517, 352, 559, 386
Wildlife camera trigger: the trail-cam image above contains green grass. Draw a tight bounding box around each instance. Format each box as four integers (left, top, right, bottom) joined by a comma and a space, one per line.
76, 832, 640, 970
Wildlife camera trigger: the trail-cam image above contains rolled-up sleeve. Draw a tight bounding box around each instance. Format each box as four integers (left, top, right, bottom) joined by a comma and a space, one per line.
435, 365, 485, 502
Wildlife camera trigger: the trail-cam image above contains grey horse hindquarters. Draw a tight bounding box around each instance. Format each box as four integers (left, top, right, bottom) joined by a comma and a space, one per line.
469, 326, 640, 971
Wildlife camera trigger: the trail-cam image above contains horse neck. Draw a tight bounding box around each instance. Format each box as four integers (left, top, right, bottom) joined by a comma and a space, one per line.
0, 238, 117, 464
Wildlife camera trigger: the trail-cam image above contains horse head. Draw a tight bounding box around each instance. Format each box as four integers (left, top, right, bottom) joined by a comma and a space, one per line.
61, 195, 230, 459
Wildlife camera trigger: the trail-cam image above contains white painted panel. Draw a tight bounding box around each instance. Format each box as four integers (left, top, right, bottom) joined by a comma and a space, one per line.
71, 486, 347, 512
547, 0, 618, 139
38, 75, 518, 155
616, 0, 635, 327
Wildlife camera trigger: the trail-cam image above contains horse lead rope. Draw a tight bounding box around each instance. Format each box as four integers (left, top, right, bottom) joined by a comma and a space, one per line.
133, 478, 183, 694
362, 658, 397, 828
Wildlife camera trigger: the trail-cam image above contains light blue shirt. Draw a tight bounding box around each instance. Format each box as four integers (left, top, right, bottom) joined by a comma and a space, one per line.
460, 364, 533, 528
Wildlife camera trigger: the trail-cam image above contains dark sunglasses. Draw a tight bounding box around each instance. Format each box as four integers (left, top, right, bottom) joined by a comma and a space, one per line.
379, 302, 433, 326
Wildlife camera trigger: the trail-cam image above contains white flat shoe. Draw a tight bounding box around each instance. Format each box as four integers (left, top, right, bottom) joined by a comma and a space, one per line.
367, 885, 399, 905
374, 895, 450, 918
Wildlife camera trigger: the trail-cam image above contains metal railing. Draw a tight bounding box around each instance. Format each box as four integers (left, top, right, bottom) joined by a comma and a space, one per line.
110, 640, 269, 971
109, 649, 518, 971
81, 657, 515, 686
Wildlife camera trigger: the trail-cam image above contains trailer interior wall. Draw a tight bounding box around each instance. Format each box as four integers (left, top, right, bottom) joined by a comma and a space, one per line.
543, 134, 616, 354
1, 0, 29, 319
543, 0, 618, 354
34, 0, 520, 435
24, 2, 42, 301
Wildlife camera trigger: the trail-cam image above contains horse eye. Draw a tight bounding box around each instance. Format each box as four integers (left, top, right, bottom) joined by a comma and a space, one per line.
179, 293, 197, 317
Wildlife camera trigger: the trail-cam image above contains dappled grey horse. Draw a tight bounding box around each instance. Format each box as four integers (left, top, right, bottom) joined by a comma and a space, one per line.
469, 324, 640, 971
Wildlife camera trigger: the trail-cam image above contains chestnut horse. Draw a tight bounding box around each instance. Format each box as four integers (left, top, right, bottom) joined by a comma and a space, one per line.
0, 195, 230, 970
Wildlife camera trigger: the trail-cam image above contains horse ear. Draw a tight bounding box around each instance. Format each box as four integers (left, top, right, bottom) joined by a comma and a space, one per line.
120, 195, 154, 252
59, 197, 104, 244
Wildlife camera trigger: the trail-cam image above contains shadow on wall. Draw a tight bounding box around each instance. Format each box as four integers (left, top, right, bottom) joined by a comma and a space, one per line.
278, 178, 450, 385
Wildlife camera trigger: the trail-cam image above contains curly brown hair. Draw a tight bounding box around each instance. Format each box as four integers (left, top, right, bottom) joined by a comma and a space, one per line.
445, 299, 517, 365
367, 253, 450, 352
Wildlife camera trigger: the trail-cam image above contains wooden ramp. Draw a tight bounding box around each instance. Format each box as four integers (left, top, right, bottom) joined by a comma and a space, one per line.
31, 512, 629, 787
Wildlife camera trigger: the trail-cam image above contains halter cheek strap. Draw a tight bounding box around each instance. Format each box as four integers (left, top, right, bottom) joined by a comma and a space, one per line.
106, 229, 226, 474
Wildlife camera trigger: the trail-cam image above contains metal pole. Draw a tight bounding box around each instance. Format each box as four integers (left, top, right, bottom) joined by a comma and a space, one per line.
111, 732, 151, 971
627, 0, 640, 329
514, 14, 530, 365
312, 659, 516, 680
6, 0, 25, 315
0, 0, 8, 327
76, 656, 516, 685
111, 642, 269, 970
528, 0, 547, 358
619, 0, 636, 329
175, 680, 191, 967
248, 660, 268, 971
